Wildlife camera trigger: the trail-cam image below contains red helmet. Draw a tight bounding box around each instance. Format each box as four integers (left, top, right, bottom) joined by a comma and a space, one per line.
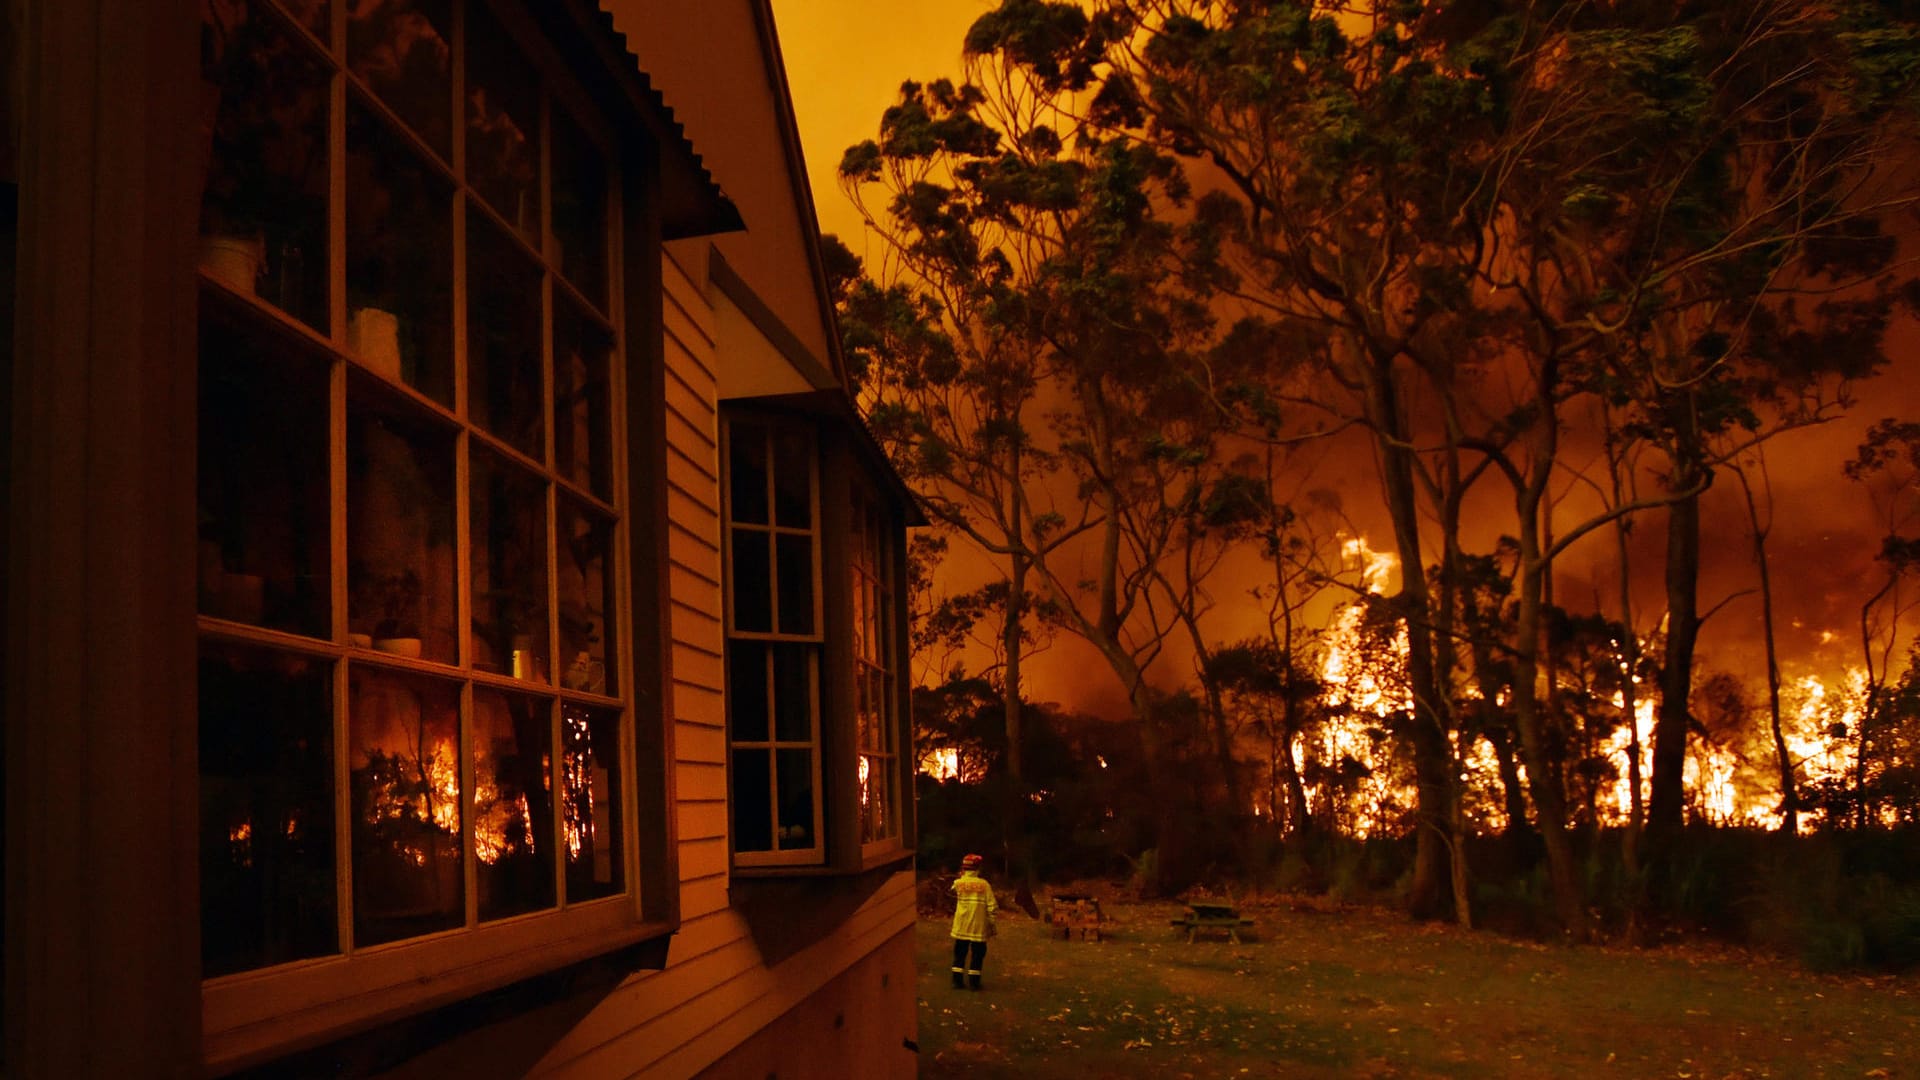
960, 853, 984, 870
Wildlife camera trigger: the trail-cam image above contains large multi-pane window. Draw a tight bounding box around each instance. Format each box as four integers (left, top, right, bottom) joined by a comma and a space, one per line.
722, 418, 825, 865
194, 0, 640, 1046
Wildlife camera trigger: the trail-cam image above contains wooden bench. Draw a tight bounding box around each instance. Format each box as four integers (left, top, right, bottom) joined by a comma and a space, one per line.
1169, 901, 1254, 943
1048, 894, 1105, 941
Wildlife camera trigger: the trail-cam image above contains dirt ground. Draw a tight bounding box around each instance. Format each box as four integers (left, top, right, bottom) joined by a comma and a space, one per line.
914, 891, 1918, 1079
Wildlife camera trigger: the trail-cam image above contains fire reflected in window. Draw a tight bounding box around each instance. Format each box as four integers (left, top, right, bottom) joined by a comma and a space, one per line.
474, 687, 555, 920
200, 642, 337, 977
563, 705, 624, 900
350, 667, 463, 946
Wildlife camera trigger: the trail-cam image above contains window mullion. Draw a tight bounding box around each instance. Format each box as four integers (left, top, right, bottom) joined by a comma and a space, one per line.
450, 0, 467, 181
764, 429, 779, 632
808, 648, 824, 850
541, 77, 562, 898
550, 694, 566, 906
327, 3, 347, 346
455, 0, 476, 890
460, 681, 478, 928
809, 441, 823, 636
333, 653, 356, 955
326, 97, 354, 938
601, 144, 638, 904
763, 644, 780, 849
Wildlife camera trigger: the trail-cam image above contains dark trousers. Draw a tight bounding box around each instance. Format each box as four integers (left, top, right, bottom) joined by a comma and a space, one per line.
950, 938, 987, 987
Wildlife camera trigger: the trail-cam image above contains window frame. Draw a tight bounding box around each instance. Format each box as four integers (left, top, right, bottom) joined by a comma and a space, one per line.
190, 0, 678, 1068
720, 403, 917, 877
850, 476, 903, 856
720, 413, 828, 867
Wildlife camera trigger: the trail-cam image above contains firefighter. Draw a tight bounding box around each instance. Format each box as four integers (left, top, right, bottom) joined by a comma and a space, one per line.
948, 853, 997, 990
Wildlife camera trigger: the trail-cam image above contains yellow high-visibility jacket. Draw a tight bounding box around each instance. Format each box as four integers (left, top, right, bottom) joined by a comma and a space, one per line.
949, 870, 997, 942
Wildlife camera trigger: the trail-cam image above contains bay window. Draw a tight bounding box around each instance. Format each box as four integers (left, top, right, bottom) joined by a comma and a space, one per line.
722, 408, 912, 872
851, 482, 901, 851
723, 419, 825, 865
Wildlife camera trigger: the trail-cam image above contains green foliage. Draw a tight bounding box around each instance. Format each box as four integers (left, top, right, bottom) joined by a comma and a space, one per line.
963, 0, 1114, 92
856, 0, 1920, 940
1747, 831, 1920, 971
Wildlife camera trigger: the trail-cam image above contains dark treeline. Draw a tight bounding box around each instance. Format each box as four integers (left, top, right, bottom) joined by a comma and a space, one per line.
829, 0, 1920, 968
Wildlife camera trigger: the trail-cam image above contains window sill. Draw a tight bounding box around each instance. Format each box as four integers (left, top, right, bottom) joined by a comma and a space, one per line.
859, 844, 916, 874
728, 843, 913, 880
203, 903, 673, 1075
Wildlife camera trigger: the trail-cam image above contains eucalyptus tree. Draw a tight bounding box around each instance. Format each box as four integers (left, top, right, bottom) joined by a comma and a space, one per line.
837, 37, 1252, 890
971, 0, 1616, 924
1477, 1, 1920, 856
1845, 419, 1920, 826
972, 0, 1920, 933
1207, 637, 1327, 839
1734, 451, 1797, 834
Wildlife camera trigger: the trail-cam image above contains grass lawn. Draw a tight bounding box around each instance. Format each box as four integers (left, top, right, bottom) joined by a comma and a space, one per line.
914, 894, 1918, 1078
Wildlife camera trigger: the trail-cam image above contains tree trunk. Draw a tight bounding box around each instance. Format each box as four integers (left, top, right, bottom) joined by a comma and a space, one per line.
1510, 614, 1586, 933
1367, 371, 1453, 921
1003, 556, 1025, 783
1604, 403, 1645, 880
1272, 533, 1312, 838
1000, 551, 1030, 884
1435, 466, 1474, 930
1128, 678, 1180, 897
1512, 522, 1589, 938
1855, 579, 1895, 830
1615, 515, 1644, 873
1280, 720, 1312, 838
1737, 465, 1795, 834
1649, 475, 1702, 843
1004, 440, 1026, 785
1505, 350, 1587, 938
1449, 776, 1475, 931
1485, 728, 1530, 844
1184, 620, 1245, 843
1000, 437, 1032, 886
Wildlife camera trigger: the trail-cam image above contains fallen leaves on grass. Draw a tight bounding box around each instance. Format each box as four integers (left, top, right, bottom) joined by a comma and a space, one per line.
916, 899, 1920, 1080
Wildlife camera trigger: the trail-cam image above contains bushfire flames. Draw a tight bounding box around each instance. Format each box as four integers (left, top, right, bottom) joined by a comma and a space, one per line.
916, 534, 1889, 837
1306, 538, 1878, 836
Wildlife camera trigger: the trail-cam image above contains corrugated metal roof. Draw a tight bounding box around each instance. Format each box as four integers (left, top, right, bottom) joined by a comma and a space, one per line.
545, 0, 744, 239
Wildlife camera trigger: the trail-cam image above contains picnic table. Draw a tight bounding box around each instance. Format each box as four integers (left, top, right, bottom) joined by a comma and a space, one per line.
1047, 894, 1105, 941
1169, 901, 1254, 943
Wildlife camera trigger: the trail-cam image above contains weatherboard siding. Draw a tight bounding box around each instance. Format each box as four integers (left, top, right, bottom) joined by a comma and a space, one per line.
448, 249, 916, 1078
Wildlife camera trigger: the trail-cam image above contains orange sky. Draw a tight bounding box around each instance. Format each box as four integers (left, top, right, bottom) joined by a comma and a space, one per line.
770, 0, 985, 248
765, 0, 1920, 718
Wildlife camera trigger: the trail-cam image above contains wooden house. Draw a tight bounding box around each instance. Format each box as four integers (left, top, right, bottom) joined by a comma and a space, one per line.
3, 0, 921, 1075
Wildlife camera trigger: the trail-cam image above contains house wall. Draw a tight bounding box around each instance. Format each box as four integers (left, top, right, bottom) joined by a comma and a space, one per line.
692, 926, 917, 1080
5, 2, 205, 1074
4, 2, 914, 1073
370, 247, 916, 1080
608, 0, 840, 386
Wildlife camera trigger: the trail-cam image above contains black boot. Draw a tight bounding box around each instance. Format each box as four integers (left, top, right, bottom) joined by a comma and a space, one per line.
968, 974, 982, 991
951, 971, 965, 989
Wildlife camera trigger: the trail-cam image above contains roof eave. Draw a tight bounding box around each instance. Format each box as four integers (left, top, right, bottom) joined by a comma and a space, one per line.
545, 1, 745, 240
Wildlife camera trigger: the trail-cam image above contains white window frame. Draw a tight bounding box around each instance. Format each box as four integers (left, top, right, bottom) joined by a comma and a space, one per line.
720, 414, 828, 867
